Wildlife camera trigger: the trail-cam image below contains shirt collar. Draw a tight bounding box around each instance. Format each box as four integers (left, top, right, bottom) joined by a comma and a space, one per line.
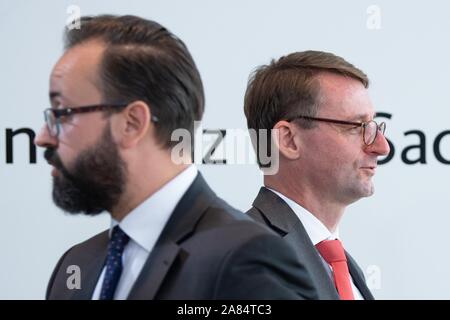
110, 165, 198, 252
266, 188, 339, 245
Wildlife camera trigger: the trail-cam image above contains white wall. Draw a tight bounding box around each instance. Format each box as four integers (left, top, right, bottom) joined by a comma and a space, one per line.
1, 0, 449, 299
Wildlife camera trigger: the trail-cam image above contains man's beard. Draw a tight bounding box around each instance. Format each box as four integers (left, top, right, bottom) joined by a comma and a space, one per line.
44, 125, 126, 216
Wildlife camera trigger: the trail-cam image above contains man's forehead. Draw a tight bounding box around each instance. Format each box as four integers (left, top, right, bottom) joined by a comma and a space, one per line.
49, 41, 105, 103
52, 41, 104, 78
316, 72, 366, 95
315, 72, 374, 119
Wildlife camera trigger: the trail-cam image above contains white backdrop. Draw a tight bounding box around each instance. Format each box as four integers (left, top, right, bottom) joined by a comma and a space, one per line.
1, 0, 450, 299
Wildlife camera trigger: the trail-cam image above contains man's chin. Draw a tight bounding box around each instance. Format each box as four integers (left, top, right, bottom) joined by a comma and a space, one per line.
56, 205, 106, 216
53, 201, 106, 216
345, 183, 374, 203
360, 182, 375, 198
52, 189, 106, 216
355, 175, 375, 196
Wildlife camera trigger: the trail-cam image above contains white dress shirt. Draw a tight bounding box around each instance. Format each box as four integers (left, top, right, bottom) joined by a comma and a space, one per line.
92, 165, 198, 300
267, 188, 364, 300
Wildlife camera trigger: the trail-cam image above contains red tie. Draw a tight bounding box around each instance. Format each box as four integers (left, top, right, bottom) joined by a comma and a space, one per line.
315, 239, 354, 300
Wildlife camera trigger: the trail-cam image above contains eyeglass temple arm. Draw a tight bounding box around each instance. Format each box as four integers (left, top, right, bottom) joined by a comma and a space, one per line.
288, 115, 363, 127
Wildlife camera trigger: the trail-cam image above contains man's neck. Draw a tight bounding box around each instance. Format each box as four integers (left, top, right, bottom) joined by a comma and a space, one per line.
111, 161, 190, 222
265, 180, 346, 233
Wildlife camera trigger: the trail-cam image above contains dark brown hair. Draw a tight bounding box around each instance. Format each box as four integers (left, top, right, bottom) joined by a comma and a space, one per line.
65, 15, 204, 149
244, 50, 368, 132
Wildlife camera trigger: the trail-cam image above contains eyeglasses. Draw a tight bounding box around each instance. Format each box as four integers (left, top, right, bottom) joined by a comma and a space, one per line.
286, 115, 386, 146
43, 103, 159, 137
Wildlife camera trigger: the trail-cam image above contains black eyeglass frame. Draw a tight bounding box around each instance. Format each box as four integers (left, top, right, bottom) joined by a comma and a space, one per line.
286, 115, 386, 146
43, 103, 159, 137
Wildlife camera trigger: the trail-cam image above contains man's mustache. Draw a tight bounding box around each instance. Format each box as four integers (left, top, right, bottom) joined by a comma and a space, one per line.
43, 148, 80, 185
44, 148, 64, 171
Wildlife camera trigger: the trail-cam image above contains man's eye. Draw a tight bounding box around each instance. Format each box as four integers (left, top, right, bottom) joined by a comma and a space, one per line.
348, 126, 360, 133
58, 114, 72, 123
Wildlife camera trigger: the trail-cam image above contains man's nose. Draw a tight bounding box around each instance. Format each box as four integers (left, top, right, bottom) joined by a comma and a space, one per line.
34, 125, 58, 149
366, 130, 390, 156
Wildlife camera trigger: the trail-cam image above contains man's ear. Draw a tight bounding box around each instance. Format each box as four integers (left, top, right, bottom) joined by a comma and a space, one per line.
111, 101, 152, 149
272, 120, 302, 160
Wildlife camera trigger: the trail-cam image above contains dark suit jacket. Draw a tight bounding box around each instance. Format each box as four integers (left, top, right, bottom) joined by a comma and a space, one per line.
246, 187, 375, 300
46, 174, 319, 300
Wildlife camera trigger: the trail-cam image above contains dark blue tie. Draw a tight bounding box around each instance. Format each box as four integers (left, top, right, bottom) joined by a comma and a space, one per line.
99, 226, 130, 300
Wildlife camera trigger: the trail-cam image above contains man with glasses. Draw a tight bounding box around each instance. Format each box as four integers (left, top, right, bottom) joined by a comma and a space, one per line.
244, 51, 390, 300
36, 15, 318, 300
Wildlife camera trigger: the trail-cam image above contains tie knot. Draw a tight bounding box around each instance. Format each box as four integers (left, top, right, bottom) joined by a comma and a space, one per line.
315, 239, 347, 264
109, 226, 130, 254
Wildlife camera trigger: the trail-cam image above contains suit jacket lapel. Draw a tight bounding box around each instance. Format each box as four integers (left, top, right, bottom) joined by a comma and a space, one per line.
251, 187, 339, 299
71, 231, 109, 299
127, 173, 215, 299
283, 219, 339, 299
346, 253, 375, 300
126, 241, 180, 299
